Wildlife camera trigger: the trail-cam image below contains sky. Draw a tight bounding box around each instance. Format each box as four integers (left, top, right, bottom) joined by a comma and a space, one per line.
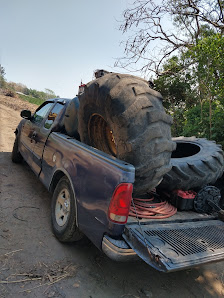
0, 0, 132, 98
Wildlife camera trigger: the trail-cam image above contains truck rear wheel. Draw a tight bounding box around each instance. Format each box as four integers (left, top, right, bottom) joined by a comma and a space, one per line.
51, 176, 83, 242
158, 137, 224, 191
78, 73, 175, 196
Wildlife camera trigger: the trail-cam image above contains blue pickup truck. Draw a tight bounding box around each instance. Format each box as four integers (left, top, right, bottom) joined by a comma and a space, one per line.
11, 96, 224, 272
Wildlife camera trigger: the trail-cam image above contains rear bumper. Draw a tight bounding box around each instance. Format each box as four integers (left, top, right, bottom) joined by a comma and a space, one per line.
102, 235, 139, 262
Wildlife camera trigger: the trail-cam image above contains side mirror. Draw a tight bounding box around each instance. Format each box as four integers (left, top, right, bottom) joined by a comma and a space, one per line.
21, 110, 32, 119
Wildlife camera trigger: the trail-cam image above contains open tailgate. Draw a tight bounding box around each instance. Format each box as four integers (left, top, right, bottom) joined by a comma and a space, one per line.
123, 219, 224, 272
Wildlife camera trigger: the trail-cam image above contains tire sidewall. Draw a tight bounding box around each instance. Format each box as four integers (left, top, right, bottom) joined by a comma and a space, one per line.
51, 176, 79, 241
79, 81, 138, 158
171, 138, 221, 163
159, 137, 224, 190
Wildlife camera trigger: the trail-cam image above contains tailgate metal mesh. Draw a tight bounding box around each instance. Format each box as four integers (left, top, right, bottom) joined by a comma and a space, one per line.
124, 220, 224, 271
142, 225, 224, 256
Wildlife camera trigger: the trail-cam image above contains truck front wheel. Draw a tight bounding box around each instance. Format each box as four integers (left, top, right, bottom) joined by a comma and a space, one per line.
12, 135, 23, 163
51, 176, 83, 242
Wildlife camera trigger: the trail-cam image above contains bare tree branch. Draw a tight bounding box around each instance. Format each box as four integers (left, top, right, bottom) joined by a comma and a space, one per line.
116, 0, 224, 76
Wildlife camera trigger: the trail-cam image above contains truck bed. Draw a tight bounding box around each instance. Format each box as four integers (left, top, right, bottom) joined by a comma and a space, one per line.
127, 210, 216, 224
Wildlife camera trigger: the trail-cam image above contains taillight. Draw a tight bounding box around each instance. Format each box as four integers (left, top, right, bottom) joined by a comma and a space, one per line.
108, 183, 133, 224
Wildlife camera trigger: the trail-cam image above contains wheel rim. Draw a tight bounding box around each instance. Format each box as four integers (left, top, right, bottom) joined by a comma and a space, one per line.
88, 114, 117, 156
55, 188, 71, 227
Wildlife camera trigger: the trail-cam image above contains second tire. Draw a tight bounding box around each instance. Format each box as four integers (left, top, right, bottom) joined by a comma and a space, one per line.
158, 136, 224, 191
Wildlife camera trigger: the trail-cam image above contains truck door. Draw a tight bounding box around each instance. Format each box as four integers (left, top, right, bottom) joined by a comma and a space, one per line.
20, 102, 54, 167
31, 102, 65, 176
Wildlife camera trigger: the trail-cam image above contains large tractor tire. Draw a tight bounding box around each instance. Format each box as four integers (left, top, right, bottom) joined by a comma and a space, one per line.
78, 73, 175, 196
64, 97, 80, 139
158, 137, 224, 191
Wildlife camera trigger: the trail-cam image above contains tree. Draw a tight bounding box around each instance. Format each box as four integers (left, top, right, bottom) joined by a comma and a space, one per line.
117, 1, 224, 145
154, 33, 224, 139
182, 33, 224, 138
0, 64, 5, 77
154, 55, 198, 136
45, 88, 56, 99
0, 64, 6, 88
116, 0, 224, 76
182, 100, 224, 147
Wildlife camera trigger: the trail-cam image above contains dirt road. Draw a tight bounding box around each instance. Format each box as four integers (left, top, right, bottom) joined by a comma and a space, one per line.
0, 96, 224, 297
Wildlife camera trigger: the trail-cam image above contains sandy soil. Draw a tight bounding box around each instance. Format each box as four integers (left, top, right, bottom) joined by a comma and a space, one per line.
0, 95, 224, 298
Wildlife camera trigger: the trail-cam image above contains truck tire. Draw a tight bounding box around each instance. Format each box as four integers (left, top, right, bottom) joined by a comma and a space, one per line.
51, 176, 84, 242
12, 135, 23, 163
78, 73, 175, 196
158, 137, 224, 191
64, 97, 80, 139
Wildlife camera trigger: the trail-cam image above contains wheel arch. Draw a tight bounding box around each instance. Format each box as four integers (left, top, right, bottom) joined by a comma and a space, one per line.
49, 168, 79, 226
15, 119, 26, 137
49, 170, 66, 193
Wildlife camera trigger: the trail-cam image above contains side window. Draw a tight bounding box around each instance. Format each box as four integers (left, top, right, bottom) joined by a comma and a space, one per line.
44, 103, 64, 129
33, 103, 54, 124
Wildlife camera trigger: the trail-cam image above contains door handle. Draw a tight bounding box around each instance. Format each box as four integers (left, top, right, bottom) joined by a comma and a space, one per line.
31, 131, 37, 143
31, 132, 37, 138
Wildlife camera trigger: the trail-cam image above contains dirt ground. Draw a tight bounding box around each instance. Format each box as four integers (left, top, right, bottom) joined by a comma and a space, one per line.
0, 95, 224, 298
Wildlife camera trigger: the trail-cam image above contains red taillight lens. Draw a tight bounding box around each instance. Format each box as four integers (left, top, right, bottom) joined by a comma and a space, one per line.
108, 183, 133, 224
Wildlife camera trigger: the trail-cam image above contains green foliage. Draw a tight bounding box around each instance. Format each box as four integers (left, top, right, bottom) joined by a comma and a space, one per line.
182, 101, 224, 147
154, 32, 224, 145
154, 56, 198, 137
0, 63, 58, 106
120, 0, 224, 146
0, 76, 6, 88
193, 34, 224, 99
45, 88, 56, 99
0, 64, 5, 77
18, 94, 45, 105
24, 88, 56, 100
155, 62, 197, 109
1, 78, 57, 104
170, 107, 186, 137
0, 64, 6, 88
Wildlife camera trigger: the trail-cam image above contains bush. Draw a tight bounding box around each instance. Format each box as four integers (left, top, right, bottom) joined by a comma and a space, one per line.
18, 94, 44, 105
4, 89, 17, 97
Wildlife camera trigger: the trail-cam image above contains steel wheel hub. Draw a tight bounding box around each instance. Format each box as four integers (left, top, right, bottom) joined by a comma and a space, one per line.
55, 188, 71, 227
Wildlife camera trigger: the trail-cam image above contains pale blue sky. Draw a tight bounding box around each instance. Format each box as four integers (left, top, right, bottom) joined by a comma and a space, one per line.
0, 0, 132, 98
